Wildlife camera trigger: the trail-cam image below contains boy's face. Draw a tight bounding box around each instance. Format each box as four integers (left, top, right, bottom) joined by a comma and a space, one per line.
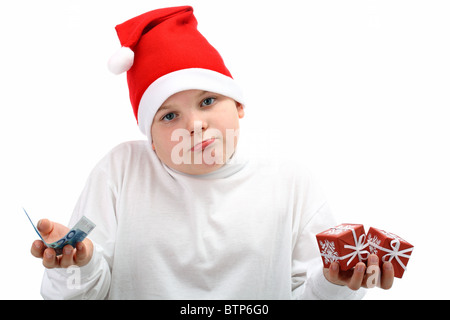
151, 90, 244, 175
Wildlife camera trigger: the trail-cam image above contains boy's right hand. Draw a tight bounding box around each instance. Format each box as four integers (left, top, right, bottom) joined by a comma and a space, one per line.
30, 219, 93, 269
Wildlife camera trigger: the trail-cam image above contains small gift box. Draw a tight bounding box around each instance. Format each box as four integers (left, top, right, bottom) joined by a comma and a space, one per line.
366, 227, 413, 278
316, 223, 370, 271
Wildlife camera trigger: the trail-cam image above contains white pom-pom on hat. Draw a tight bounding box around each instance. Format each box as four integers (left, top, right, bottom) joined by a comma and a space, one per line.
107, 46, 134, 74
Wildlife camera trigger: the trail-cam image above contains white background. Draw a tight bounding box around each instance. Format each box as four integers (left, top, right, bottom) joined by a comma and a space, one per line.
1, 0, 449, 299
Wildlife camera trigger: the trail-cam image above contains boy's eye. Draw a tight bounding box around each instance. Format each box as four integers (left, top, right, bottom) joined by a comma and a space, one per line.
201, 97, 216, 107
162, 112, 176, 121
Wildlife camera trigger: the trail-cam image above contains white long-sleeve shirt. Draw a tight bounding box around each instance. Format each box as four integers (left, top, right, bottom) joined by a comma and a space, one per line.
41, 140, 365, 299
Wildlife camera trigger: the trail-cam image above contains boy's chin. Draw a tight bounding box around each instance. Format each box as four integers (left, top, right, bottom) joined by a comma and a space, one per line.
171, 162, 226, 176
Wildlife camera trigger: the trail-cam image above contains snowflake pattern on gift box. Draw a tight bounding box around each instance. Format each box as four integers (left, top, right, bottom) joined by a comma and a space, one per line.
380, 229, 405, 242
367, 234, 381, 254
319, 240, 339, 264
324, 224, 353, 235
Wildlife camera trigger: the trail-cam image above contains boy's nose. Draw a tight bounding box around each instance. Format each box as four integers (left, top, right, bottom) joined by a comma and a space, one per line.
188, 120, 208, 136
186, 112, 209, 136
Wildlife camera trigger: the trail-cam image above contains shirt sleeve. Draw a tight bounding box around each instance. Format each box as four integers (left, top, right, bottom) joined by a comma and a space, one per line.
290, 169, 366, 300
40, 155, 117, 300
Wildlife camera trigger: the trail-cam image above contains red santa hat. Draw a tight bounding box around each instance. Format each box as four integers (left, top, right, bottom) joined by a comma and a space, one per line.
107, 6, 244, 140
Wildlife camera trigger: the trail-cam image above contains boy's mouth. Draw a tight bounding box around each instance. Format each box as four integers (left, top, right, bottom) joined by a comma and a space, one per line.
191, 138, 216, 152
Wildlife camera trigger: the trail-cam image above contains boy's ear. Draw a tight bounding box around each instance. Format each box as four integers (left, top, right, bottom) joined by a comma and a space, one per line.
152, 142, 156, 150
236, 102, 245, 119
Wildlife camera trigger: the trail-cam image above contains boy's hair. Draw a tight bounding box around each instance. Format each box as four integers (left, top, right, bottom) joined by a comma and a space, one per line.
108, 6, 245, 141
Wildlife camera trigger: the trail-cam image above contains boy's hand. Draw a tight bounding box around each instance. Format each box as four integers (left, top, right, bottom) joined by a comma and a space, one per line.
30, 219, 93, 268
323, 254, 395, 290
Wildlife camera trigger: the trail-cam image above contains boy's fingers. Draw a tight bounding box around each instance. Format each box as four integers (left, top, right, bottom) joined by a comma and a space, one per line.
42, 248, 58, 269
30, 240, 45, 258
380, 262, 395, 289
74, 239, 93, 267
367, 254, 379, 267
363, 254, 381, 288
323, 262, 340, 284
60, 245, 75, 268
348, 262, 366, 290
75, 242, 87, 262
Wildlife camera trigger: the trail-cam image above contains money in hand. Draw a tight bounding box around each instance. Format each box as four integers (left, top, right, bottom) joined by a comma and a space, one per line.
24, 208, 96, 255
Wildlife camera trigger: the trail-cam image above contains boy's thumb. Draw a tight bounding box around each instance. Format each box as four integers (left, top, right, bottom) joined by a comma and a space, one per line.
37, 219, 53, 235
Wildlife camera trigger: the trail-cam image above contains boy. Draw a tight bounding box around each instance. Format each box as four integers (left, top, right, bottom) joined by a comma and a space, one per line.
30, 6, 394, 299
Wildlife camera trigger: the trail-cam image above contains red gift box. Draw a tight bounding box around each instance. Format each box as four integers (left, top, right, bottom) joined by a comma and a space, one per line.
316, 223, 370, 271
366, 227, 413, 278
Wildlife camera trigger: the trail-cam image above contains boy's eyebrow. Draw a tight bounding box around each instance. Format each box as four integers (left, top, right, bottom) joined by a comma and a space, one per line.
155, 105, 172, 115
155, 91, 210, 114
197, 90, 209, 97
156, 105, 170, 112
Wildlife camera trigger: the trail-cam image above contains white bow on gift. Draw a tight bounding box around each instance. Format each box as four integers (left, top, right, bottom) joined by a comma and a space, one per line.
320, 226, 370, 266
368, 238, 413, 271
341, 231, 370, 266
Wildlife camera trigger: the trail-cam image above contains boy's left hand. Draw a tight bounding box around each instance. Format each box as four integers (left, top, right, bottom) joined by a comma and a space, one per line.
323, 254, 395, 290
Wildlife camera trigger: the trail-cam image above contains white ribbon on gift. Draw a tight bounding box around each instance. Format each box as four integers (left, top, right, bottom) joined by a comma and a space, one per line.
321, 226, 370, 266
368, 238, 413, 271
341, 231, 370, 266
